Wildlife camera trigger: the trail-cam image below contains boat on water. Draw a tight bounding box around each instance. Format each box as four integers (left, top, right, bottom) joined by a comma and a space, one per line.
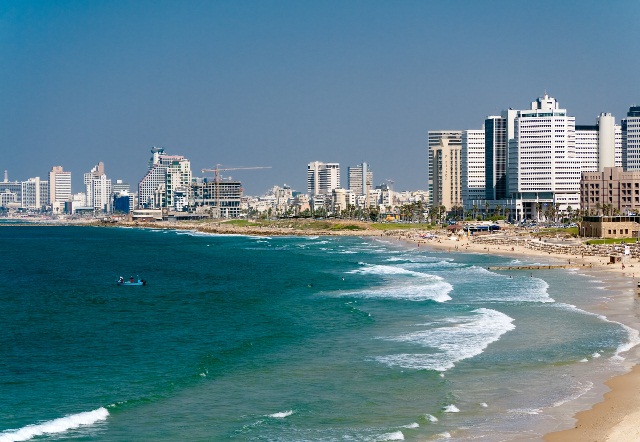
117, 276, 146, 286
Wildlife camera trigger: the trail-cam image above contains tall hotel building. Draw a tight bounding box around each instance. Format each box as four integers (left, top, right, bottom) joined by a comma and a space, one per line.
623, 106, 640, 170
461, 129, 485, 204
49, 166, 72, 213
508, 94, 580, 219
432, 138, 462, 210
307, 161, 340, 196
428, 131, 461, 206
138, 147, 191, 209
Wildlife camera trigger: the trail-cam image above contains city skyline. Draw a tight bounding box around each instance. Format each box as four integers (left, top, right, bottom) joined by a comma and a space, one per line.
2, 1, 639, 194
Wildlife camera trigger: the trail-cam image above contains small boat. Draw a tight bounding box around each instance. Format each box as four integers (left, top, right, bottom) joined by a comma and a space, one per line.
117, 276, 146, 286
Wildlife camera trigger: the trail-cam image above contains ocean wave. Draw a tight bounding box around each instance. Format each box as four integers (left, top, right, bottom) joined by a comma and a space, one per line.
425, 414, 438, 422
267, 410, 294, 418
443, 404, 459, 413
0, 407, 109, 442
375, 308, 515, 371
340, 278, 453, 302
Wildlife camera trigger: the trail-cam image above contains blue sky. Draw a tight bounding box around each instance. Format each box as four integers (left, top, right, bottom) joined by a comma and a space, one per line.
1, 0, 639, 194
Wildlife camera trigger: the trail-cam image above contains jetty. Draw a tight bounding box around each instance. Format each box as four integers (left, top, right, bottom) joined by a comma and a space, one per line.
488, 264, 592, 271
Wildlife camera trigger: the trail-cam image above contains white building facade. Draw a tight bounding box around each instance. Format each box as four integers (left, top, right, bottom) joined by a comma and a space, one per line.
307, 161, 340, 196
508, 94, 581, 220
461, 129, 485, 205
49, 166, 72, 214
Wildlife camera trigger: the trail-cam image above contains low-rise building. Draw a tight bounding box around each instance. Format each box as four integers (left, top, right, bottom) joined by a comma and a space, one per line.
581, 167, 640, 216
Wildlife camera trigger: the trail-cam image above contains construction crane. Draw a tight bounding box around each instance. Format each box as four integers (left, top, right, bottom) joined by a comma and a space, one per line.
200, 164, 272, 218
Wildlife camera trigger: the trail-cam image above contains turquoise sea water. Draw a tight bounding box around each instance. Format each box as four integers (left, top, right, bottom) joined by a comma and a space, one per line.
0, 226, 638, 441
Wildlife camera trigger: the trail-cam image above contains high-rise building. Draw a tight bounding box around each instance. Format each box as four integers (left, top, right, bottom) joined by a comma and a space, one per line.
484, 116, 508, 200
575, 113, 622, 173
508, 94, 580, 219
138, 147, 191, 209
21, 177, 49, 210
49, 166, 72, 214
461, 129, 485, 205
428, 131, 461, 206
622, 106, 640, 171
432, 138, 462, 211
348, 162, 373, 204
84, 162, 105, 209
307, 161, 340, 196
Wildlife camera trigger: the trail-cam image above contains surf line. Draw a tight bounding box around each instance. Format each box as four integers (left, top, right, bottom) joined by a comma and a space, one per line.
0, 407, 109, 442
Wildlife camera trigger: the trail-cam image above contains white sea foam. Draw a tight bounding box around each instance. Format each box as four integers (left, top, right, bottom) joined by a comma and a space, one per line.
443, 405, 459, 413
480, 402, 488, 408
425, 414, 438, 422
341, 263, 454, 302
0, 407, 109, 442
375, 308, 515, 371
437, 432, 451, 438
267, 410, 294, 418
592, 352, 601, 358
468, 269, 555, 303
401, 422, 419, 428
552, 381, 594, 407
376, 431, 404, 441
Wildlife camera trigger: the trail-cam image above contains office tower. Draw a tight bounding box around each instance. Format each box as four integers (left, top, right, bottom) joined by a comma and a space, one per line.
484, 116, 508, 200
622, 106, 640, 171
92, 174, 112, 213
49, 166, 72, 214
84, 162, 105, 208
21, 177, 49, 210
307, 161, 340, 196
508, 94, 580, 219
432, 138, 462, 211
348, 162, 373, 196
461, 129, 485, 205
428, 131, 461, 206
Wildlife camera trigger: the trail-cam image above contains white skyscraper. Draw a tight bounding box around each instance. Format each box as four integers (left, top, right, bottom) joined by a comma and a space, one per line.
348, 163, 373, 197
461, 129, 485, 205
508, 94, 580, 219
49, 166, 72, 213
84, 162, 105, 209
307, 161, 340, 196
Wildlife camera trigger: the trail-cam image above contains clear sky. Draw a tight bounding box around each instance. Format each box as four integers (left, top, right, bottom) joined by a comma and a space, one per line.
2, 0, 639, 195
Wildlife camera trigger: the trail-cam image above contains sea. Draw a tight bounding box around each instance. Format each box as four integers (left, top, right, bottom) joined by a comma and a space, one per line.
1, 225, 640, 442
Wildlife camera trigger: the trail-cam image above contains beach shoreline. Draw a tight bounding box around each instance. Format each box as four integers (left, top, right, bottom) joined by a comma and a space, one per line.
398, 232, 640, 442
